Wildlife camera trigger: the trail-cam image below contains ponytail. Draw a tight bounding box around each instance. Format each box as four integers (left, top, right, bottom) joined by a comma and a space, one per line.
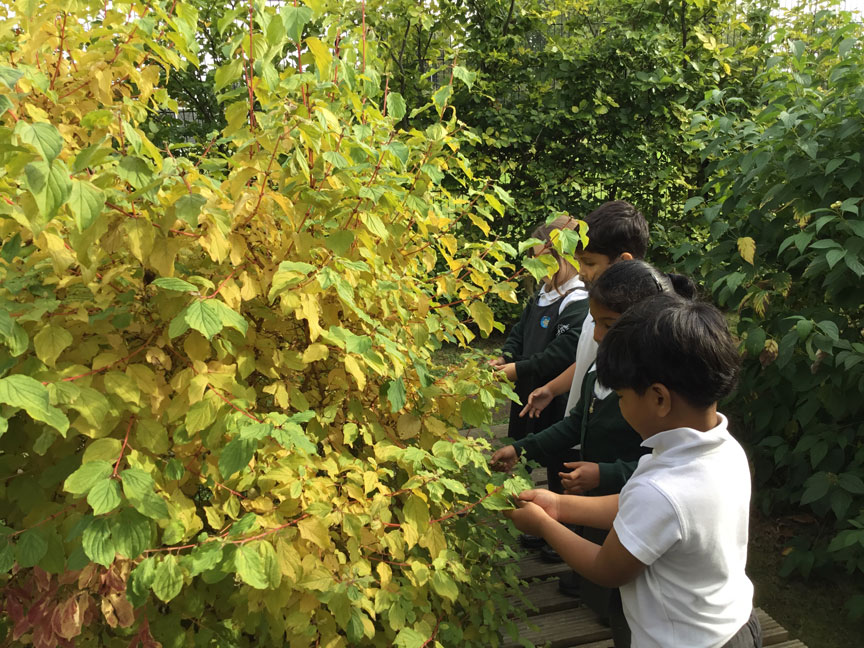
589, 260, 696, 315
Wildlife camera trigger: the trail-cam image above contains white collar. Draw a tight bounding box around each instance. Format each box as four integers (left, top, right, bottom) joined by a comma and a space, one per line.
641, 413, 730, 456
537, 275, 586, 306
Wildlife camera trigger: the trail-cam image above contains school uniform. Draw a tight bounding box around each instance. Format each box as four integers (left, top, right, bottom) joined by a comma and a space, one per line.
500, 276, 588, 444
513, 367, 647, 646
613, 414, 758, 648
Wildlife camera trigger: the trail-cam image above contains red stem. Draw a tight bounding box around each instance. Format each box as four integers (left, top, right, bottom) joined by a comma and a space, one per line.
50, 11, 67, 90
206, 265, 244, 299
9, 504, 78, 538
42, 332, 155, 385
112, 417, 135, 477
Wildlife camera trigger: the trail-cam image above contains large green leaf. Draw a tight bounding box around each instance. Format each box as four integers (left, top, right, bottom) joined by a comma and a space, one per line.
0, 374, 69, 435
23, 160, 72, 220
64, 460, 113, 495
218, 437, 256, 477
152, 555, 184, 602
111, 508, 151, 558
82, 517, 116, 567
183, 300, 224, 339
67, 180, 106, 232
15, 121, 63, 161
0, 309, 28, 356
281, 5, 313, 43
87, 478, 122, 515
15, 529, 47, 568
121, 468, 169, 519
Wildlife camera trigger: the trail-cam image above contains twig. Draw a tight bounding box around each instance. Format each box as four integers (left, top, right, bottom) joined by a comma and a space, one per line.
111, 416, 135, 477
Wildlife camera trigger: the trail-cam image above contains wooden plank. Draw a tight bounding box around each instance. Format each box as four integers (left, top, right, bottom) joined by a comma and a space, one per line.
519, 553, 572, 580
565, 609, 799, 648
757, 607, 789, 646
522, 579, 581, 616
503, 607, 612, 648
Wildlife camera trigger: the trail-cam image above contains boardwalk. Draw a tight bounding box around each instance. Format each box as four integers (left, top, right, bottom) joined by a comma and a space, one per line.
508, 549, 807, 647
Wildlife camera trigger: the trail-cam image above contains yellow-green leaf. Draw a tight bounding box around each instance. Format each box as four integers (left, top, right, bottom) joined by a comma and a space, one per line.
737, 236, 756, 265
33, 325, 72, 367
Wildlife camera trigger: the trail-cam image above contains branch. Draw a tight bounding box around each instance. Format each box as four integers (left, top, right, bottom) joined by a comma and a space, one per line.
502, 0, 516, 37
112, 416, 135, 477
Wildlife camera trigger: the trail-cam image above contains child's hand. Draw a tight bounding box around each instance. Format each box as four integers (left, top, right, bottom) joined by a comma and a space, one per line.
490, 445, 518, 472
560, 462, 600, 495
488, 355, 506, 368
520, 385, 553, 418
504, 499, 551, 536
513, 489, 561, 521
496, 363, 517, 382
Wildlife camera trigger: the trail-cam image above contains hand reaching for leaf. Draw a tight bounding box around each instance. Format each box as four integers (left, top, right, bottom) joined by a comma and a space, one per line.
560, 461, 600, 495
490, 445, 518, 472
519, 385, 553, 418
504, 489, 561, 535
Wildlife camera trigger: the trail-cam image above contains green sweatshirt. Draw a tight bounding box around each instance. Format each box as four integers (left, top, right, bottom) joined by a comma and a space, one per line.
500, 297, 589, 387
512, 371, 647, 496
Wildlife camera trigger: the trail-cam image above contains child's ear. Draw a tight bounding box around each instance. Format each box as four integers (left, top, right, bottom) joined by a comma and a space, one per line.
650, 383, 673, 417
618, 252, 634, 261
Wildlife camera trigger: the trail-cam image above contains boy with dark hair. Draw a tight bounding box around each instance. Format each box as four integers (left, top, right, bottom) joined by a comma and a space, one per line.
505, 294, 761, 648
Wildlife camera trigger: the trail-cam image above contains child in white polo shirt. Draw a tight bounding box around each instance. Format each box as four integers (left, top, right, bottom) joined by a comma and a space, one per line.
505, 294, 761, 648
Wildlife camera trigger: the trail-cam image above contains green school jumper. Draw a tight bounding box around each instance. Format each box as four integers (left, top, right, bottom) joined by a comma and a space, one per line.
513, 368, 647, 628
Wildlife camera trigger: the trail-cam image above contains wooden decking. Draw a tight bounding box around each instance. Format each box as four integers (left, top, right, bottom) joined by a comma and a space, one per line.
506, 550, 804, 647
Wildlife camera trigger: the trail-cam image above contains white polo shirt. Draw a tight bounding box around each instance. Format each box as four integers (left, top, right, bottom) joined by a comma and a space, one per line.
564, 312, 598, 413
613, 414, 754, 648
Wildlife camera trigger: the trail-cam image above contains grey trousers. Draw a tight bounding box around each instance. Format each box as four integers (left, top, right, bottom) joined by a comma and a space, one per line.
721, 609, 762, 648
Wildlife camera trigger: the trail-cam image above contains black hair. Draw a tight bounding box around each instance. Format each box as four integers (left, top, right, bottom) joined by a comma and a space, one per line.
596, 293, 740, 408
581, 201, 649, 260
589, 259, 696, 314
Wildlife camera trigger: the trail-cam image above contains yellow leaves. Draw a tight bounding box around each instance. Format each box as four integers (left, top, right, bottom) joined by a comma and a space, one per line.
34, 325, 73, 367
125, 219, 156, 265
297, 516, 330, 551
737, 236, 756, 265
298, 293, 323, 341
468, 300, 495, 336
396, 413, 421, 439
306, 37, 333, 77
302, 343, 329, 364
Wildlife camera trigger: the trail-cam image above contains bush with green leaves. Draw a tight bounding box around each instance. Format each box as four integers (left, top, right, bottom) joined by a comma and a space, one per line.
0, 1, 551, 645
686, 2, 864, 618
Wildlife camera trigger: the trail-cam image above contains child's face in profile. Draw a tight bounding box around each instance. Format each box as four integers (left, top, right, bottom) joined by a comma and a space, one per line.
615, 387, 656, 438
575, 251, 614, 287
589, 298, 620, 343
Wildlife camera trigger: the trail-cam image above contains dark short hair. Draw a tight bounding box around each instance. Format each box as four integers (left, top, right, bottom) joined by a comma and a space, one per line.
582, 201, 649, 260
589, 260, 696, 314
596, 294, 740, 408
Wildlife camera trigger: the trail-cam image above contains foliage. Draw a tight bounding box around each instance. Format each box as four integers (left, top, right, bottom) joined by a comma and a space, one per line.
0, 1, 543, 646
687, 1, 864, 614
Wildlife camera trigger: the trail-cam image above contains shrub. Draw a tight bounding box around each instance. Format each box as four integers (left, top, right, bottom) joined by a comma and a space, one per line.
0, 1, 534, 645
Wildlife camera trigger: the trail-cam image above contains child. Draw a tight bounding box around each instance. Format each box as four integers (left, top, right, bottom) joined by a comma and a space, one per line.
489, 215, 588, 498
492, 260, 695, 646
519, 200, 649, 423
505, 294, 761, 648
